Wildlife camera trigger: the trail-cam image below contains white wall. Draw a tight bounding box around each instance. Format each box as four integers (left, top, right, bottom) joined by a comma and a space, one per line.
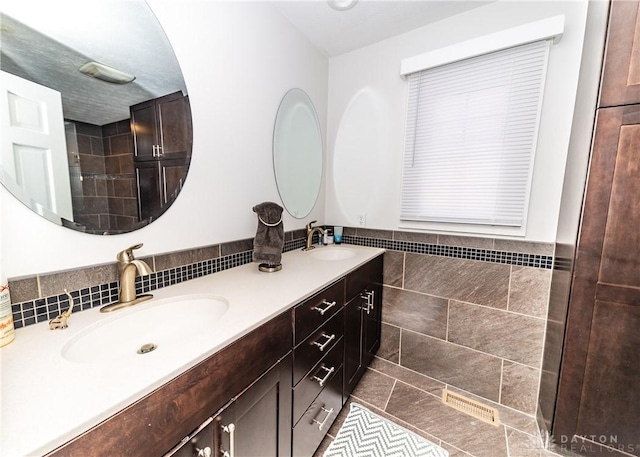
1, 1, 328, 278
325, 0, 590, 242
556, 0, 609, 246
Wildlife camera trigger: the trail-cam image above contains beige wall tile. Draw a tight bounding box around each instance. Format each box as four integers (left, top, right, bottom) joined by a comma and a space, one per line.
509, 267, 551, 318
404, 254, 511, 309
501, 362, 541, 415
401, 331, 502, 401
382, 287, 448, 339
448, 301, 545, 368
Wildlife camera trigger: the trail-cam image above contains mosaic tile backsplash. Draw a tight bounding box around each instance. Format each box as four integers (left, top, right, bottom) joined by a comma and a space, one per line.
9, 227, 554, 330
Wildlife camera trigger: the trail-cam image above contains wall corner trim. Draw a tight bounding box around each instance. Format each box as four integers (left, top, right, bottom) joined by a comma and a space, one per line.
400, 14, 565, 77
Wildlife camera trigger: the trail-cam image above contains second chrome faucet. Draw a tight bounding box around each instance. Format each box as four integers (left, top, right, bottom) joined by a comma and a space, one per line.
101, 244, 154, 313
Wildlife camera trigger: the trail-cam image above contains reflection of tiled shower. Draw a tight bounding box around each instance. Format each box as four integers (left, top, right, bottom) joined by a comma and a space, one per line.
64, 122, 84, 220
65, 119, 138, 234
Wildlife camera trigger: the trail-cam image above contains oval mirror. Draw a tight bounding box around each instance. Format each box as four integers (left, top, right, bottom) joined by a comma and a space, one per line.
0, 1, 192, 235
273, 89, 323, 219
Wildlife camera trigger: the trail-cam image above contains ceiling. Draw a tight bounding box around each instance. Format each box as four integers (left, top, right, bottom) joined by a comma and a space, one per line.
0, 0, 493, 126
272, 0, 495, 57
0, 1, 186, 126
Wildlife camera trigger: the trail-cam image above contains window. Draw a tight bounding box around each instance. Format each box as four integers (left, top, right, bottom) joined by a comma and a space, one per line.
400, 40, 551, 227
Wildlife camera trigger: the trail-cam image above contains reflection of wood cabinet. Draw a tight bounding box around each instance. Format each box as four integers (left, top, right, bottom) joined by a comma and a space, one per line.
131, 92, 192, 160
135, 157, 189, 221
130, 92, 192, 221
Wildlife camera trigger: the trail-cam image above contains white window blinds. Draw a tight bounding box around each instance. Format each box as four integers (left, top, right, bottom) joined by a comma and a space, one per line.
400, 40, 551, 227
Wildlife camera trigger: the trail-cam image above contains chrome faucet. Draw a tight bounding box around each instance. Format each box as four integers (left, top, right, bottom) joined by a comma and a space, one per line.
101, 244, 154, 313
303, 221, 325, 251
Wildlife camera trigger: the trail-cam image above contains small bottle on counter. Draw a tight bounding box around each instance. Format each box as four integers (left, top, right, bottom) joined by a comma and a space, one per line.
0, 275, 16, 348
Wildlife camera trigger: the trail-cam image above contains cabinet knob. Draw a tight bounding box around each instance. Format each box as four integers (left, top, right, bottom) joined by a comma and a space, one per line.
195, 446, 212, 457
221, 423, 235, 457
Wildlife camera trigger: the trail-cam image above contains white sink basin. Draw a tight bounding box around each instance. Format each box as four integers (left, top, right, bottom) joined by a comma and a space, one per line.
61, 295, 229, 364
308, 247, 357, 260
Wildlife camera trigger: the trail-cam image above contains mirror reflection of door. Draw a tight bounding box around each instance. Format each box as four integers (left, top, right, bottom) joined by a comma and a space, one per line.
0, 70, 73, 223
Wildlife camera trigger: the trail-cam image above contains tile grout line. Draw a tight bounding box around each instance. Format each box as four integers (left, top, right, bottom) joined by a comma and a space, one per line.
445, 299, 450, 342
504, 424, 511, 457
383, 282, 547, 322
400, 327, 543, 371
506, 265, 513, 312
383, 379, 397, 412
498, 358, 505, 404
397, 329, 402, 366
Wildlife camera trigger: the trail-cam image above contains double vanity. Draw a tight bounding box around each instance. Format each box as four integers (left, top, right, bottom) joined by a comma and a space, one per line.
1, 244, 384, 457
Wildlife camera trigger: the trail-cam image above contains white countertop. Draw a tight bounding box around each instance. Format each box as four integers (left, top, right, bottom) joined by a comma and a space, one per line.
0, 244, 383, 457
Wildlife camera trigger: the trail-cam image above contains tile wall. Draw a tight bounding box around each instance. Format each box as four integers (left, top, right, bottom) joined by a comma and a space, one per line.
8, 229, 306, 329
343, 227, 554, 419
69, 119, 137, 234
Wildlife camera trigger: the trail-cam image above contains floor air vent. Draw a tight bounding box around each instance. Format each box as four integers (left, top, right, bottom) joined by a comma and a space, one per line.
442, 389, 500, 426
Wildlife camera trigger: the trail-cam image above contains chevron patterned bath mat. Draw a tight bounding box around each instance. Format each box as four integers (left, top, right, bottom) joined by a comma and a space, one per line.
323, 403, 449, 457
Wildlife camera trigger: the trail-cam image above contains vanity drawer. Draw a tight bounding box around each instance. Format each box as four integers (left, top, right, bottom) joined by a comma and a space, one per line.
293, 338, 343, 425
294, 278, 345, 345
293, 307, 344, 386
292, 366, 343, 457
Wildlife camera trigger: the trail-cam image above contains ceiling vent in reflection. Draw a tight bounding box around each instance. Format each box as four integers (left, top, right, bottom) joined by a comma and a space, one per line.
78, 61, 135, 84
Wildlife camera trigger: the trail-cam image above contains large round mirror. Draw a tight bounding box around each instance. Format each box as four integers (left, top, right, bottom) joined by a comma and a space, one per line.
0, 0, 192, 235
273, 89, 323, 219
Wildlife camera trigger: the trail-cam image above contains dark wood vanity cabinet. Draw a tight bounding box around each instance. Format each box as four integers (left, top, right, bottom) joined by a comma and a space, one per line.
344, 255, 383, 397
47, 254, 383, 457
130, 92, 192, 221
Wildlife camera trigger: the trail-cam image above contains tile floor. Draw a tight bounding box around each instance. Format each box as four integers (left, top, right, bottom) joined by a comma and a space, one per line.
314, 360, 567, 457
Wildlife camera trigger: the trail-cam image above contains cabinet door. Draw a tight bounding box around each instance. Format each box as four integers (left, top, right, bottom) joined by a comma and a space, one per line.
157, 93, 192, 158
343, 293, 364, 398
363, 282, 382, 366
135, 160, 161, 221
556, 105, 640, 455
131, 99, 157, 160
166, 417, 214, 457
214, 356, 292, 457
344, 283, 383, 398
160, 158, 189, 205
599, 0, 640, 107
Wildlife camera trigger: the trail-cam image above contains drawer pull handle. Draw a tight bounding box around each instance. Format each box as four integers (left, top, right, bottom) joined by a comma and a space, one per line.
312, 365, 335, 387
312, 300, 336, 316
221, 423, 235, 457
360, 290, 375, 315
312, 406, 334, 431
313, 333, 336, 352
